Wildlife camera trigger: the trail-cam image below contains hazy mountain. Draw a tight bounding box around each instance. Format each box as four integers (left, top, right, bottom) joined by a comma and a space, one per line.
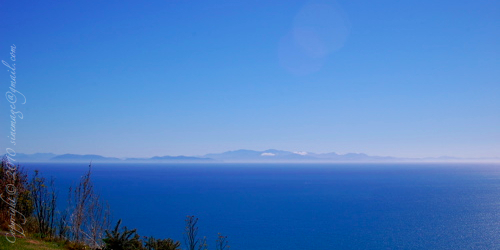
13, 153, 58, 162
5, 151, 498, 163
50, 154, 121, 162
204, 149, 316, 162
204, 149, 396, 162
126, 155, 215, 162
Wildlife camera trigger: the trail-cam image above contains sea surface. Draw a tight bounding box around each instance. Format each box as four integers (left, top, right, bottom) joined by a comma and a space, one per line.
20, 163, 500, 250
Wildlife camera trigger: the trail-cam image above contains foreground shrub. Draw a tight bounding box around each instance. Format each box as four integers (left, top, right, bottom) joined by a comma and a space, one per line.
184, 216, 230, 250
215, 233, 229, 250
184, 215, 207, 250
64, 240, 89, 250
144, 236, 181, 250
30, 169, 57, 239
103, 219, 143, 250
0, 156, 32, 231
67, 163, 111, 249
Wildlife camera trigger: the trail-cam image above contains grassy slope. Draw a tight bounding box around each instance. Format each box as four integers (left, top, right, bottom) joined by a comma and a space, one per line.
0, 233, 65, 250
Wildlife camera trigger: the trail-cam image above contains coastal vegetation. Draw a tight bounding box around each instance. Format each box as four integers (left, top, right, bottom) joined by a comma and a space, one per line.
0, 156, 230, 250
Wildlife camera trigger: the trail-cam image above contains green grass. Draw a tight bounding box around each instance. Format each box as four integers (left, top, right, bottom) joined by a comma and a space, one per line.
0, 233, 66, 250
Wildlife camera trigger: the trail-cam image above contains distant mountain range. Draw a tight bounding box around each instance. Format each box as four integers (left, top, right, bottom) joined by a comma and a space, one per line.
205, 149, 395, 162
11, 153, 214, 163
6, 150, 499, 163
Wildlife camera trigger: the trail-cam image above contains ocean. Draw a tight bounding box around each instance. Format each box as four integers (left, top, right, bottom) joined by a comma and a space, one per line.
20, 163, 500, 250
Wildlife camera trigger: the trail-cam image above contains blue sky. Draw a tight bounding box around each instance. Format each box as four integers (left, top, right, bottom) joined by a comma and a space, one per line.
0, 0, 498, 158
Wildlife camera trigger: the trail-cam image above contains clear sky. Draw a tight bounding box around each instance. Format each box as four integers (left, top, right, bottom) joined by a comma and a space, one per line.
0, 0, 498, 158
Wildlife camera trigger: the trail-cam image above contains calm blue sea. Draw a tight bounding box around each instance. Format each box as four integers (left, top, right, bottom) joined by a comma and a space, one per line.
20, 163, 500, 250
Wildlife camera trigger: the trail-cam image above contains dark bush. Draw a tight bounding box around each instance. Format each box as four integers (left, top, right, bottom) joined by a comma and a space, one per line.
144, 236, 181, 250
103, 219, 143, 250
0, 156, 32, 232
30, 170, 57, 238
